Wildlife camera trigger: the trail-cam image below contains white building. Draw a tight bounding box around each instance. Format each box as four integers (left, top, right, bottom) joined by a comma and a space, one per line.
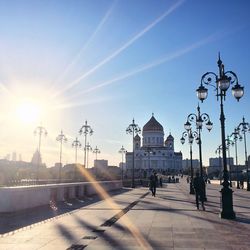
94, 159, 108, 169
125, 115, 182, 178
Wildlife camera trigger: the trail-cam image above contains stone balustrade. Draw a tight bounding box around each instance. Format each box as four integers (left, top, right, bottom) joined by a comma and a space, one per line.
0, 181, 122, 213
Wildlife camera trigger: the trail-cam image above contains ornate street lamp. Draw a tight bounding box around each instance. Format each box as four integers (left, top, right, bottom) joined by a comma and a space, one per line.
126, 118, 141, 188
34, 125, 48, 182
231, 128, 242, 188
145, 146, 153, 177
93, 146, 101, 161
119, 146, 127, 182
215, 145, 223, 184
225, 135, 234, 187
237, 117, 250, 191
79, 120, 93, 168
196, 54, 244, 219
85, 142, 92, 168
56, 130, 67, 182
180, 129, 198, 194
93, 146, 101, 177
184, 104, 213, 200
72, 137, 82, 181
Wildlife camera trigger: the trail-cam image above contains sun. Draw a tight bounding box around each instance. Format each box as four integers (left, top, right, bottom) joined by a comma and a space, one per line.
16, 101, 42, 124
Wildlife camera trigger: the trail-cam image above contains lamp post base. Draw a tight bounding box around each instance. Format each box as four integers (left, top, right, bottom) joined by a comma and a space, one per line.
247, 183, 250, 191
220, 186, 236, 219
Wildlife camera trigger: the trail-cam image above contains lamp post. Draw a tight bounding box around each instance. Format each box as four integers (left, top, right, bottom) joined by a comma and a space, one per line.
225, 135, 234, 187
119, 146, 127, 182
237, 117, 250, 191
93, 146, 101, 161
184, 104, 213, 200
56, 130, 67, 182
79, 120, 93, 168
231, 128, 242, 189
180, 129, 198, 195
126, 118, 141, 188
93, 146, 101, 177
196, 54, 244, 219
72, 137, 81, 181
85, 142, 92, 168
145, 146, 153, 177
215, 145, 223, 184
34, 125, 48, 182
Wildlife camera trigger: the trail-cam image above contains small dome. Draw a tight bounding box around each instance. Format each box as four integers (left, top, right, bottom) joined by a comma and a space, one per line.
134, 134, 141, 140
143, 115, 163, 132
166, 133, 174, 140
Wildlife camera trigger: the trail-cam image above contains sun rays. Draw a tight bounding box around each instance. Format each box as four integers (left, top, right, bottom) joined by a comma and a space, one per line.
52, 0, 186, 99
63, 32, 221, 102
50, 0, 117, 95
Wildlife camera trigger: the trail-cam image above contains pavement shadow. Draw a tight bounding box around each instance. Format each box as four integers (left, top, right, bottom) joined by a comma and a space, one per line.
0, 188, 130, 235
236, 216, 250, 224
71, 213, 128, 250
56, 223, 78, 242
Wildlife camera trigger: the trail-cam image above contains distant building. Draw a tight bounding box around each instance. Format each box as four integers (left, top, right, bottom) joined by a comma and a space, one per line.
182, 158, 199, 170
94, 159, 108, 169
126, 115, 183, 178
31, 150, 46, 168
208, 157, 234, 177
12, 152, 17, 162
31, 150, 42, 166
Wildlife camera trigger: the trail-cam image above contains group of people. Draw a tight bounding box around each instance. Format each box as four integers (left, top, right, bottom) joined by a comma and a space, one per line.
148, 171, 206, 212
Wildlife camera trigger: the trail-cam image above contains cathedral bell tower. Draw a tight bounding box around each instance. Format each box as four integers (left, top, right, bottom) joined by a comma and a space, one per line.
134, 134, 141, 150
165, 133, 174, 152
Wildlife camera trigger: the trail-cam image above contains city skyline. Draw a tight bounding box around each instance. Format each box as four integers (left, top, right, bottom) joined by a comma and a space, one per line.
0, 0, 249, 167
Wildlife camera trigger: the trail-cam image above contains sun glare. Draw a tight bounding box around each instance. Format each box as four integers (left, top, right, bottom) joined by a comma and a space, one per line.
16, 101, 41, 124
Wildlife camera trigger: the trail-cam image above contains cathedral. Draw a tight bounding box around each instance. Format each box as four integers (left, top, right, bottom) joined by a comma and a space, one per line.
125, 115, 183, 178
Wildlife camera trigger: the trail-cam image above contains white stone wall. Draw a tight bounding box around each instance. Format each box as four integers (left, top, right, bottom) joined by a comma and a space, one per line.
0, 181, 122, 213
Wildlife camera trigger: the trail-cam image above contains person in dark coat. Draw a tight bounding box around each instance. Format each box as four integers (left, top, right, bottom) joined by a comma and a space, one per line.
193, 172, 205, 210
149, 172, 158, 197
159, 176, 163, 187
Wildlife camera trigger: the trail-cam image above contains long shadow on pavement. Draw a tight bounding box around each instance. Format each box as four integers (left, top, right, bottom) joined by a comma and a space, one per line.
0, 188, 130, 235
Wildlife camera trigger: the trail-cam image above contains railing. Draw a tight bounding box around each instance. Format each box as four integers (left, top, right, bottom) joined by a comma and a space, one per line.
210, 179, 248, 189
0, 180, 122, 213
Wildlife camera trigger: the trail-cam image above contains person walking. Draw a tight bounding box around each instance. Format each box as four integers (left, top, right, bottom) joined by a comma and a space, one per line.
149, 172, 158, 197
159, 176, 163, 187
193, 172, 205, 210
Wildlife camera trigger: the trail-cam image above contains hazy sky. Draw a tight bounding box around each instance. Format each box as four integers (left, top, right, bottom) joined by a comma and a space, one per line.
0, 0, 249, 167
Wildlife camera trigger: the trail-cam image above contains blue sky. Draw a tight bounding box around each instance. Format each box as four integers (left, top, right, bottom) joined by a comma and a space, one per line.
0, 0, 249, 167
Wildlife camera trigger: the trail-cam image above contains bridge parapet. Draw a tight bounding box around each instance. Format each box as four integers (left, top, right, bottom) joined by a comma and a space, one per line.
0, 181, 122, 213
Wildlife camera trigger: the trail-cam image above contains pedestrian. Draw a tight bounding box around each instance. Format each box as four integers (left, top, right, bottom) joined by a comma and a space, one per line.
159, 176, 163, 187
240, 179, 244, 189
193, 172, 205, 210
149, 172, 158, 196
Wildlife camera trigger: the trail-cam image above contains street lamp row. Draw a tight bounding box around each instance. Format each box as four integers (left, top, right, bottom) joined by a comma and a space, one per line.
196, 53, 244, 219
34, 120, 101, 182
236, 117, 250, 190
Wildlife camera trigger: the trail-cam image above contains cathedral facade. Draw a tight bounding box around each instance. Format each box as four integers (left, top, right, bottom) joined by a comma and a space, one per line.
125, 115, 182, 177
